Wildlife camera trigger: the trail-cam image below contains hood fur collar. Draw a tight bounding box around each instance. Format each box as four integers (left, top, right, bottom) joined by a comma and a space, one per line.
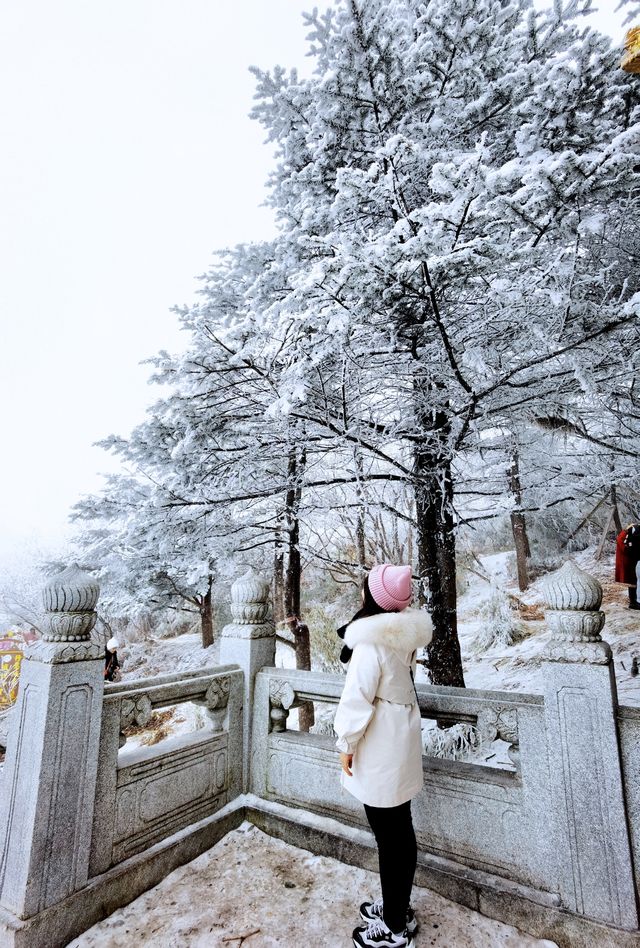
344, 608, 433, 652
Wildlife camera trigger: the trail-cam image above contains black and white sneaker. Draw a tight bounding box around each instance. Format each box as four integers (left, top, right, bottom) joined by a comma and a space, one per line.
352, 918, 415, 948
360, 898, 418, 936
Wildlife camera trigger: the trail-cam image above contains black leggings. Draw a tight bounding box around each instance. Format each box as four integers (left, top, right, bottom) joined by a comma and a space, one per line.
363, 800, 417, 934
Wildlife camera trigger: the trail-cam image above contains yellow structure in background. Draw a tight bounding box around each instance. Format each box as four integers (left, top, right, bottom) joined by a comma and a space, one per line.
0, 631, 26, 709
622, 27, 640, 73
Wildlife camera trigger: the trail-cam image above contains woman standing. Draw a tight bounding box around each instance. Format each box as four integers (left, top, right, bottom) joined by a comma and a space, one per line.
334, 564, 432, 948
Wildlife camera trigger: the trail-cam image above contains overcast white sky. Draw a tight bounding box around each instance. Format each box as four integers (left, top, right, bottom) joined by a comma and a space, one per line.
0, 0, 626, 567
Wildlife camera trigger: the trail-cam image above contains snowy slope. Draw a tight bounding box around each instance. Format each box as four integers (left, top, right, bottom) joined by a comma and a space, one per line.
120, 632, 220, 681
433, 548, 640, 706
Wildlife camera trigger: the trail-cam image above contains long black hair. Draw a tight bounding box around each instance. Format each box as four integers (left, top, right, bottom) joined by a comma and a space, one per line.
336, 576, 398, 664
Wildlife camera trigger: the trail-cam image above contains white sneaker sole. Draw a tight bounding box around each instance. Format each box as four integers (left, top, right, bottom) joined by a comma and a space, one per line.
358, 909, 418, 937
352, 936, 415, 948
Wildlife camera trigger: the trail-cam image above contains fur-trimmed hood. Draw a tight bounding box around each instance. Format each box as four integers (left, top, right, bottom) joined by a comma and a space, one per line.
344, 608, 433, 652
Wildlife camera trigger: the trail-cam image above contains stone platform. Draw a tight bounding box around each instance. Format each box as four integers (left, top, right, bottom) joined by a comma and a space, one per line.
68, 822, 557, 948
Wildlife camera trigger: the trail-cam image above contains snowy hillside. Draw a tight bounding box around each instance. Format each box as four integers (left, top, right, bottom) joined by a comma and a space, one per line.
446, 549, 640, 706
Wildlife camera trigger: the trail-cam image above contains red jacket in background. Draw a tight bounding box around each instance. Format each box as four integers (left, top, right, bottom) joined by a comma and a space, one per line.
616, 527, 640, 585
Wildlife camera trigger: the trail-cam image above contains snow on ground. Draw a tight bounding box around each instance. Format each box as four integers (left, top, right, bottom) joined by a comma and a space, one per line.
68, 821, 558, 948
120, 633, 220, 682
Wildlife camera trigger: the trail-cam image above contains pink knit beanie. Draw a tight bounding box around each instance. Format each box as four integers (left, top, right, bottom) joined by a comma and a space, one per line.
368, 564, 413, 611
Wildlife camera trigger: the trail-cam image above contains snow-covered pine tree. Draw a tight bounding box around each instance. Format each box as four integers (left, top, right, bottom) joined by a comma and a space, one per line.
71, 467, 226, 648
247, 0, 640, 684
73, 242, 371, 681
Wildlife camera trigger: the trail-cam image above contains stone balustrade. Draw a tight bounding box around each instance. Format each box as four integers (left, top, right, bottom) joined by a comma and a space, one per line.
0, 559, 639, 948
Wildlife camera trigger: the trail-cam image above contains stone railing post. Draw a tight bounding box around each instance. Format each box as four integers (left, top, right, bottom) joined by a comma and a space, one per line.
542, 561, 638, 929
219, 570, 275, 793
0, 566, 104, 935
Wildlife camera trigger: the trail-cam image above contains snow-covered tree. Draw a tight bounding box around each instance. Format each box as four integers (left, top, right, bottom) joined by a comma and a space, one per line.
71, 467, 226, 648
71, 0, 640, 691
244, 0, 640, 684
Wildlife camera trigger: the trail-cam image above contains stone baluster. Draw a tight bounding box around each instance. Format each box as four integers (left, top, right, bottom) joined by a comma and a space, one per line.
476, 706, 520, 771
119, 692, 153, 747
0, 566, 105, 937
269, 678, 297, 732
192, 674, 232, 733
219, 570, 275, 792
541, 561, 638, 929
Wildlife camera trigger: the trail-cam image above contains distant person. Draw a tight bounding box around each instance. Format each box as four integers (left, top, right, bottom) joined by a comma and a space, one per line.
616, 524, 640, 610
333, 564, 432, 948
104, 638, 121, 682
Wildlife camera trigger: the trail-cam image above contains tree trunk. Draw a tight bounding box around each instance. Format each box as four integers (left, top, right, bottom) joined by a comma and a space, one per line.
294, 621, 315, 731
284, 449, 302, 624
354, 449, 367, 574
200, 574, 214, 649
611, 484, 623, 534
415, 463, 464, 687
509, 447, 530, 592
283, 440, 314, 730
356, 507, 366, 571
274, 531, 285, 625
412, 393, 464, 687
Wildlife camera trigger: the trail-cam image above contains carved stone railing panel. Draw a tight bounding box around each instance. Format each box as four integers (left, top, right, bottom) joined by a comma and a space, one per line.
112, 732, 229, 864
104, 665, 242, 710
111, 668, 236, 746
90, 664, 244, 876
263, 666, 531, 771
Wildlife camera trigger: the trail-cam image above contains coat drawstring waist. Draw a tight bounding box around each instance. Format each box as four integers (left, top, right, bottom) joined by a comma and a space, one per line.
374, 695, 415, 708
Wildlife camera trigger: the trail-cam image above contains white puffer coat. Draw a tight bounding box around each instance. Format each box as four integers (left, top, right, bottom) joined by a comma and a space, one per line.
333, 608, 433, 808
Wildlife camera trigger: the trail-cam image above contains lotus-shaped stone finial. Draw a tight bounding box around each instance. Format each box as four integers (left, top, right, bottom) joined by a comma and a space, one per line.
542, 561, 610, 662
230, 569, 270, 624
41, 565, 100, 642
542, 561, 603, 612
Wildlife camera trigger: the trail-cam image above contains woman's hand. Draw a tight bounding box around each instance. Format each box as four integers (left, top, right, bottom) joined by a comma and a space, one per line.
339, 752, 353, 776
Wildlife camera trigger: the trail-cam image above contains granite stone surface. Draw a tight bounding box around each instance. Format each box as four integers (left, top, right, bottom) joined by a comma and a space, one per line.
1, 564, 640, 947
